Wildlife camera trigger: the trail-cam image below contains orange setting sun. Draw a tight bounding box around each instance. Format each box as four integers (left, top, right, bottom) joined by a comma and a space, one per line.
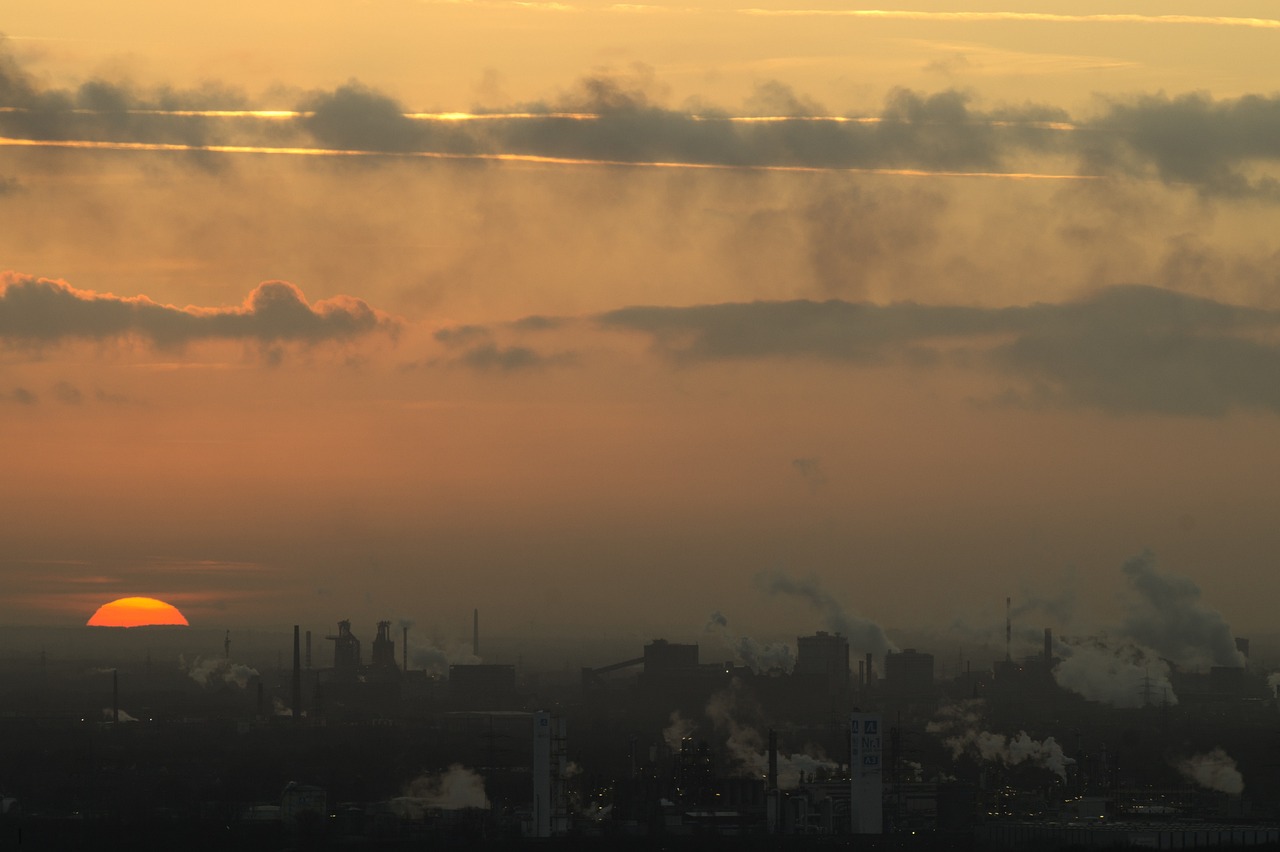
86, 597, 190, 628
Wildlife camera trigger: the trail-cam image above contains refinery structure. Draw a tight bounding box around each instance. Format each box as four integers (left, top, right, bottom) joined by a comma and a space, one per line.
1, 597, 1279, 851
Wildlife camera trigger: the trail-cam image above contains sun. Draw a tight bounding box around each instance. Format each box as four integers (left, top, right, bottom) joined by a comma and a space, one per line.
87, 597, 189, 628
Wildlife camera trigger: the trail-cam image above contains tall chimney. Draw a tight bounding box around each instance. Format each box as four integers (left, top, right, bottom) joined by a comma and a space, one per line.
305, 630, 312, 670
473, 608, 479, 658
1044, 628, 1053, 668
1005, 597, 1012, 663
767, 729, 779, 791
112, 669, 119, 724
402, 625, 409, 672
858, 659, 865, 687
257, 680, 264, 718
865, 652, 874, 684
292, 625, 302, 723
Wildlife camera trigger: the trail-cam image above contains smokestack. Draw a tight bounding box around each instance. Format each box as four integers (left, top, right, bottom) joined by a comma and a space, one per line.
768, 729, 779, 791
1044, 628, 1053, 669
224, 629, 230, 659
473, 608, 479, 658
864, 652, 875, 684
257, 681, 264, 718
403, 625, 409, 672
292, 625, 302, 723
305, 630, 312, 670
1005, 597, 1012, 663
112, 669, 119, 724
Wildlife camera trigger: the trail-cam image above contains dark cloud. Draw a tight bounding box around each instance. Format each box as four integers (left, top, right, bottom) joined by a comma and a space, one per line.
1091, 92, 1280, 200
0, 272, 397, 347
2, 386, 36, 405
455, 343, 561, 372
52, 381, 83, 405
433, 324, 493, 347
3, 41, 1278, 197
598, 286, 1280, 416
300, 82, 426, 153
0, 44, 252, 150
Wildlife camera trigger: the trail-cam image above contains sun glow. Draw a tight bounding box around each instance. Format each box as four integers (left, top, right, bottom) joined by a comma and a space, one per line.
87, 597, 189, 628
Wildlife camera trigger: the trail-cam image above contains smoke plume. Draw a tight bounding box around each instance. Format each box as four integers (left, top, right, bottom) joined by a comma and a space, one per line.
704, 681, 839, 788
1177, 749, 1244, 795
1119, 552, 1244, 669
705, 611, 795, 674
757, 570, 896, 656
928, 701, 1073, 781
180, 654, 258, 689
391, 765, 489, 818
1052, 636, 1177, 708
662, 711, 696, 752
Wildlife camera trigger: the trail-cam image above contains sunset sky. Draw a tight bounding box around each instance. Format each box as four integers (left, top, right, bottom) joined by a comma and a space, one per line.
2, 1, 1279, 654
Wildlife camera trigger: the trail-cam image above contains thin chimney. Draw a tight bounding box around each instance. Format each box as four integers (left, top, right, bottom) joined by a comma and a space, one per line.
112, 669, 119, 724
402, 625, 409, 673
473, 608, 479, 658
292, 625, 302, 723
1005, 597, 1012, 663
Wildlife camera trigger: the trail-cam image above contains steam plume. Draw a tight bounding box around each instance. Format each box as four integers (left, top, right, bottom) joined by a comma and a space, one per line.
705, 611, 795, 674
180, 654, 258, 689
1177, 749, 1244, 795
1119, 552, 1244, 669
928, 701, 1073, 781
758, 570, 896, 655
1052, 636, 1176, 708
391, 765, 489, 818
705, 681, 839, 788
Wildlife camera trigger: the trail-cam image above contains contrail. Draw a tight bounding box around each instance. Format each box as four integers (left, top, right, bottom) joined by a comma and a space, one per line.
736, 9, 1280, 30
0, 135, 1099, 180
0, 106, 1078, 129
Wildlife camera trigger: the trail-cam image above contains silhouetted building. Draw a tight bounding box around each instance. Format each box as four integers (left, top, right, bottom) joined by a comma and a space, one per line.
450, 664, 517, 709
328, 620, 361, 679
642, 639, 698, 674
883, 648, 934, 695
795, 632, 850, 694
371, 621, 397, 671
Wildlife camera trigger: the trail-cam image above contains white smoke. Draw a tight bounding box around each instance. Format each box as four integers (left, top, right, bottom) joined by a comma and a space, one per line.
757, 570, 897, 656
928, 701, 1073, 781
662, 711, 696, 751
1119, 551, 1244, 670
409, 637, 480, 674
705, 611, 795, 674
179, 654, 258, 689
1053, 636, 1177, 708
1177, 749, 1243, 795
390, 765, 489, 818
1266, 673, 1280, 696
704, 682, 839, 788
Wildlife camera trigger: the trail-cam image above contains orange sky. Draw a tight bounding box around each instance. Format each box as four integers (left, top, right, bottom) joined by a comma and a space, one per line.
1, 2, 1279, 660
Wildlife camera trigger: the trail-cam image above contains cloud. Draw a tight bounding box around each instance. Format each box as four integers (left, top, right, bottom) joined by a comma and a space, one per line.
1091, 92, 1280, 200
1, 386, 36, 404
0, 272, 397, 348
598, 285, 1280, 417
3, 35, 1280, 197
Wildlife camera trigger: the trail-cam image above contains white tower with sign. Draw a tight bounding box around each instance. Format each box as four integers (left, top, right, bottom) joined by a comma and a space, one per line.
850, 713, 884, 834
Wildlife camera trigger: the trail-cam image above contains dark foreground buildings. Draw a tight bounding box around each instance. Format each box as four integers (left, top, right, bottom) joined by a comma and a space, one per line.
2, 621, 1280, 850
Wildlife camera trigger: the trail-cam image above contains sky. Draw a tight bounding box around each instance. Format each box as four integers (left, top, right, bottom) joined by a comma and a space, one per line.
2, 0, 1279, 657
